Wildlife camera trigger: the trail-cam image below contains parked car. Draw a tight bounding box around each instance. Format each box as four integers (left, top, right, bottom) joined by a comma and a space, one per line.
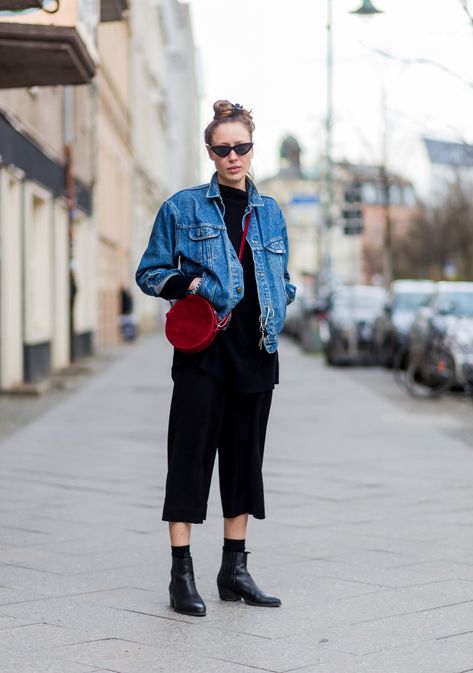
284, 289, 331, 352
373, 279, 436, 366
408, 281, 473, 390
320, 285, 387, 365
284, 293, 320, 340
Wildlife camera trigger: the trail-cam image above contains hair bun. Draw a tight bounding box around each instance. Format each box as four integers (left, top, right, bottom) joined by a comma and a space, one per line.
204, 100, 255, 145
213, 100, 236, 120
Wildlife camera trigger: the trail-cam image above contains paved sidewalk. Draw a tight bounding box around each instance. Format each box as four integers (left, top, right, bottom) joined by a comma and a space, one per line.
1, 333, 473, 673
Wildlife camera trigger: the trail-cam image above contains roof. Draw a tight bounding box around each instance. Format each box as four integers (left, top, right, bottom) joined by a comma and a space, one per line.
423, 138, 473, 167
335, 161, 413, 186
391, 280, 436, 293
436, 281, 473, 293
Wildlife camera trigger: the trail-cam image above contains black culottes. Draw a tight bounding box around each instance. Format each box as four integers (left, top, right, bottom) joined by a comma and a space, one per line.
162, 367, 273, 524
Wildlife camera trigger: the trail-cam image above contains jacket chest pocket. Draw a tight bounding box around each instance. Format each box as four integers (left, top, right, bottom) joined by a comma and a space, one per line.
264, 237, 286, 270
187, 225, 222, 263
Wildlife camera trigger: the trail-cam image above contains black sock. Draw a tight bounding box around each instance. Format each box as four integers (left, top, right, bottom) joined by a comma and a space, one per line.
171, 544, 190, 558
223, 538, 245, 553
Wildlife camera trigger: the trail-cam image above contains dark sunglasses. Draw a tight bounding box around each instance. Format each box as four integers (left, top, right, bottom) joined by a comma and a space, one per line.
207, 142, 253, 158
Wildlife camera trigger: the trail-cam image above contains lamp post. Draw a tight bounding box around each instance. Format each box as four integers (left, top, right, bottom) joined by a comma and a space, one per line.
322, 0, 383, 290
322, 0, 333, 288
350, 0, 389, 286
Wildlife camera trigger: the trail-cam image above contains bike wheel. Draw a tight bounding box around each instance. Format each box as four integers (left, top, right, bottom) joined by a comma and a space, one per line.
405, 348, 455, 399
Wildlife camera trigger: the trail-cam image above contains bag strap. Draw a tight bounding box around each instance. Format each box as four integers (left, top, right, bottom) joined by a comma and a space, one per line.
238, 211, 252, 261
217, 209, 252, 330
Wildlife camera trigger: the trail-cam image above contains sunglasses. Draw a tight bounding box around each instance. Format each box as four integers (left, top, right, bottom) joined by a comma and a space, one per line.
207, 142, 253, 158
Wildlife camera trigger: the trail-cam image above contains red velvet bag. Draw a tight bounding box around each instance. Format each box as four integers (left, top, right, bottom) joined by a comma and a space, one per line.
165, 211, 251, 353
165, 294, 231, 353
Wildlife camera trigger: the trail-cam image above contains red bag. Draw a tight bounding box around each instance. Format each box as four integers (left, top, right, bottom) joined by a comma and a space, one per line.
165, 294, 231, 354
165, 211, 251, 353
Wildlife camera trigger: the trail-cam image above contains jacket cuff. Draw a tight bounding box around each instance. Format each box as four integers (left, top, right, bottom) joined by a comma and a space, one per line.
160, 274, 196, 300
285, 283, 297, 305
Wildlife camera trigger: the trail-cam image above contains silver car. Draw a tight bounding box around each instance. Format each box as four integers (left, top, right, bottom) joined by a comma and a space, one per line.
321, 285, 388, 365
373, 279, 436, 367
409, 282, 473, 388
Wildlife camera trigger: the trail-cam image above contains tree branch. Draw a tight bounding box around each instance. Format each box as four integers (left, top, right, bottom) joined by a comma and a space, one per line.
360, 43, 473, 89
458, 0, 473, 26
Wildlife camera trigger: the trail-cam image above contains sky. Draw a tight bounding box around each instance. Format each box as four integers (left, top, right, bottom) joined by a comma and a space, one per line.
184, 0, 473, 195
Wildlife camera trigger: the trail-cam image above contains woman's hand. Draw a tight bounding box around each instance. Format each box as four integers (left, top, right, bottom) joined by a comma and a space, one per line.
188, 277, 202, 293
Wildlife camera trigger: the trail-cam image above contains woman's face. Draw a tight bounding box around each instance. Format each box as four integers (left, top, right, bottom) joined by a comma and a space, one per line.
207, 121, 253, 191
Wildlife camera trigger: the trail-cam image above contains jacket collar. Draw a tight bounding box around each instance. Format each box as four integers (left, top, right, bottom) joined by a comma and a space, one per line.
206, 172, 264, 207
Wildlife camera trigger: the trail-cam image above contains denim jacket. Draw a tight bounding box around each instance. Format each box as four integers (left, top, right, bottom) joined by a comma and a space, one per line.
135, 173, 296, 353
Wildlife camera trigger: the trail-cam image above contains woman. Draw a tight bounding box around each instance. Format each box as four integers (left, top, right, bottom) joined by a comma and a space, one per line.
136, 100, 296, 617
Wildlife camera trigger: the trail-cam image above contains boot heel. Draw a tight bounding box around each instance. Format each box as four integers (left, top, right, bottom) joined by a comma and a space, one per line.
218, 585, 241, 602
169, 595, 174, 608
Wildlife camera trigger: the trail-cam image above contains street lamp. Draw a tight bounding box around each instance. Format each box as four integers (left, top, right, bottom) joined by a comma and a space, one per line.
350, 0, 383, 15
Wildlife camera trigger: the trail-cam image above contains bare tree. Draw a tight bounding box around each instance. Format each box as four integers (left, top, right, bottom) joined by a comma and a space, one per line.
392, 177, 473, 280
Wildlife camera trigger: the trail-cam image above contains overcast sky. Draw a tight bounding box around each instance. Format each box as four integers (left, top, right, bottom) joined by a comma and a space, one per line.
185, 0, 473, 194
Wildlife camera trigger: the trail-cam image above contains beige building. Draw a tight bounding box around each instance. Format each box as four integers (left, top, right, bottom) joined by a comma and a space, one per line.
95, 16, 132, 346
129, 0, 168, 333
260, 141, 419, 293
0, 2, 99, 390
0, 0, 199, 389
164, 0, 201, 193
0, 2, 126, 388
259, 136, 322, 299
327, 162, 418, 286
130, 0, 200, 334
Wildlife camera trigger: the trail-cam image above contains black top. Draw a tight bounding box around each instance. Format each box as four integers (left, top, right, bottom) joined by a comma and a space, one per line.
161, 183, 278, 393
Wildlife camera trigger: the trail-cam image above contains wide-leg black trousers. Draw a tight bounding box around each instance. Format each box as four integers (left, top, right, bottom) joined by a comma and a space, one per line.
162, 367, 273, 524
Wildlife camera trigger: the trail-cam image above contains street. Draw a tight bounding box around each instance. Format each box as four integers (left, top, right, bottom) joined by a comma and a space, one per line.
1, 333, 473, 673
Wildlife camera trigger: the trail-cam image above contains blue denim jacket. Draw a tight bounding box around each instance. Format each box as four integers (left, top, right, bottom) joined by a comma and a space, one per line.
135, 173, 296, 353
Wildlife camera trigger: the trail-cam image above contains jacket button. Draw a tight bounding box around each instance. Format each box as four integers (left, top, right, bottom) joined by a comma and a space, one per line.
236, 287, 242, 293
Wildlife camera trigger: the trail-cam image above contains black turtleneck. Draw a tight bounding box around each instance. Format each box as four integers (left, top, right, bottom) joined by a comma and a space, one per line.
162, 182, 278, 393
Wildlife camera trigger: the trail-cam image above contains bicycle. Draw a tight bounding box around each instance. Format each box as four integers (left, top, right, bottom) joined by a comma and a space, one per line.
403, 343, 456, 399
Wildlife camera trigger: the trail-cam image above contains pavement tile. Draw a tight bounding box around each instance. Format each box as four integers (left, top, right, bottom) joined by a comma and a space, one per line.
0, 622, 93, 653
0, 545, 162, 576
0, 614, 45, 630
3, 598, 144, 635
0, 564, 151, 599
300, 599, 473, 656
354, 631, 473, 673
1, 652, 103, 673
0, 586, 44, 606
52, 634, 322, 673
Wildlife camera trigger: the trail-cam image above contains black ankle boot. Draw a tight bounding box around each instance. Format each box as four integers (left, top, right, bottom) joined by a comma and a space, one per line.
169, 555, 206, 616
217, 550, 281, 607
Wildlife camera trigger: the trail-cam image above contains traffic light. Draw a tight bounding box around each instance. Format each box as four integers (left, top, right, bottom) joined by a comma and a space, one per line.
342, 182, 363, 235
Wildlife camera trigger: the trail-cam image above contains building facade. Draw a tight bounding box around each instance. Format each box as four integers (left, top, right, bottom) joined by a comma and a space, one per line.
129, 0, 200, 334
0, 78, 96, 391
328, 162, 418, 286
0, 0, 200, 390
260, 141, 419, 294
259, 136, 322, 300
94, 15, 132, 346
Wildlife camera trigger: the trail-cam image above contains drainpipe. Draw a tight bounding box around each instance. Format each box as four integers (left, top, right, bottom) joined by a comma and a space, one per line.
64, 85, 76, 362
